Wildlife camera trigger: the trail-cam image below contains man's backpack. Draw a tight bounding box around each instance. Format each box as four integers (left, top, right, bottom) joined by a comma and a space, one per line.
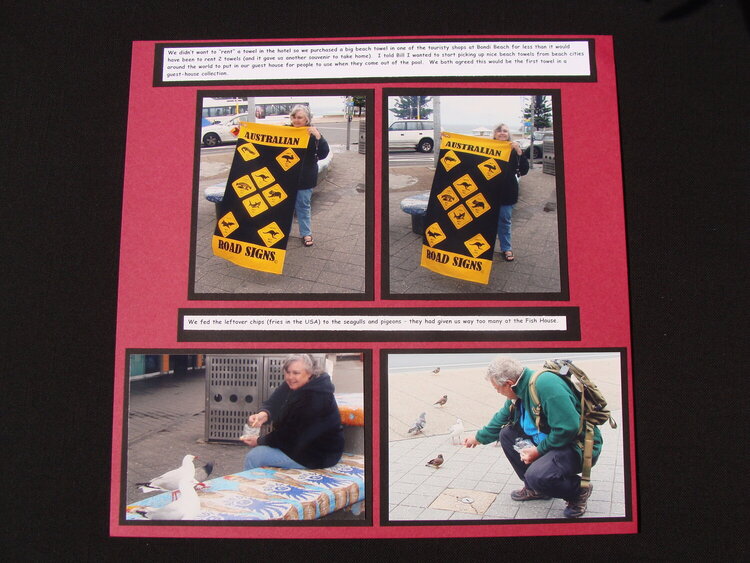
528, 359, 617, 489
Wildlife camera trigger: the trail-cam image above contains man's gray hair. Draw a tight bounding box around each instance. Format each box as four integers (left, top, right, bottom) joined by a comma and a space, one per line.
485, 356, 524, 386
283, 353, 322, 376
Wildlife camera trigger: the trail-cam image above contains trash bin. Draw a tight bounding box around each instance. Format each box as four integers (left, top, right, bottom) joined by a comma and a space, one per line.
358, 119, 366, 154
543, 133, 555, 175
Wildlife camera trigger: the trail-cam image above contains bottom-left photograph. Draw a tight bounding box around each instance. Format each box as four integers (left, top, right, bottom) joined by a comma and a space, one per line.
120, 351, 367, 523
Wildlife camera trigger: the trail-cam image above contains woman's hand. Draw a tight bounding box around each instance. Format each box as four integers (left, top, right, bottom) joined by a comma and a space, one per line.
308, 126, 322, 140
511, 141, 523, 155
519, 445, 540, 464
240, 436, 259, 447
463, 436, 481, 448
248, 411, 269, 428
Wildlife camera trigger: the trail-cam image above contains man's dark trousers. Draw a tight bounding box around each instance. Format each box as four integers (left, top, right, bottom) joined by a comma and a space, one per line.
499, 424, 583, 501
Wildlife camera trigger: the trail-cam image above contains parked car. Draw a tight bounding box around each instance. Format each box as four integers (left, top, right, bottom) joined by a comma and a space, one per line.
518, 131, 548, 159
388, 119, 435, 152
201, 113, 247, 147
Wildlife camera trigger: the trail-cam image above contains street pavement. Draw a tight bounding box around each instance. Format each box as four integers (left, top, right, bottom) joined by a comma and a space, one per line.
388, 163, 561, 295
194, 137, 367, 295
386, 354, 627, 521
124, 356, 365, 520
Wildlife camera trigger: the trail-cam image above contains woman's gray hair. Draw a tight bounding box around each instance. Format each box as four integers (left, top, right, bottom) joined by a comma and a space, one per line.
283, 353, 321, 376
290, 104, 312, 125
493, 122, 510, 137
485, 356, 524, 386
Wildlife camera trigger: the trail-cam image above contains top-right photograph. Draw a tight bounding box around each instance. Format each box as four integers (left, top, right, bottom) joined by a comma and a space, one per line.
385, 92, 566, 299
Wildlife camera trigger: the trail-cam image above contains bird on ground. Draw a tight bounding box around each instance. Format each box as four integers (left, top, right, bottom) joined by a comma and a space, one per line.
431, 367, 440, 375
426, 454, 444, 469
407, 412, 427, 434
136, 454, 198, 497
136, 477, 201, 520
433, 395, 448, 407
449, 418, 464, 444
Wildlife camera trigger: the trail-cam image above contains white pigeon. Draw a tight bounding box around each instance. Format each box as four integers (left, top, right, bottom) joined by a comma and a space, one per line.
136, 454, 197, 495
449, 418, 464, 444
407, 412, 426, 434
137, 477, 201, 520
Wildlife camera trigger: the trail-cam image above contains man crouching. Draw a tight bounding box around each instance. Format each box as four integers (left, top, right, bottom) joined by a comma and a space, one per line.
463, 356, 602, 518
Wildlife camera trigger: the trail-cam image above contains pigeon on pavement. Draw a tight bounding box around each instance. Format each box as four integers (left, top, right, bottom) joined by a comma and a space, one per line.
433, 395, 448, 407
407, 412, 427, 434
431, 367, 441, 375
136, 477, 201, 520
136, 454, 197, 495
426, 454, 444, 468
449, 418, 464, 444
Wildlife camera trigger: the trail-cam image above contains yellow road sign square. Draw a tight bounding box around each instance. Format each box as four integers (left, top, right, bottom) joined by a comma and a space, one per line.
466, 193, 491, 218
464, 233, 491, 258
242, 194, 269, 217
262, 184, 288, 207
258, 221, 285, 247
436, 186, 460, 210
424, 222, 447, 247
276, 148, 301, 171
232, 175, 256, 198
237, 142, 260, 161
478, 158, 502, 180
453, 174, 478, 198
251, 167, 276, 189
447, 204, 473, 229
217, 212, 240, 237
441, 150, 461, 171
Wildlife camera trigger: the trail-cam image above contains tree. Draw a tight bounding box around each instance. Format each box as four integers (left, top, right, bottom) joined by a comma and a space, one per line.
351, 95, 367, 116
522, 95, 553, 130
389, 96, 433, 120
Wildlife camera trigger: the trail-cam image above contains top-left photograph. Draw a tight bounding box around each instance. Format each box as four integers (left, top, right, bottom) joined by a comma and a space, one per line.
190, 92, 373, 299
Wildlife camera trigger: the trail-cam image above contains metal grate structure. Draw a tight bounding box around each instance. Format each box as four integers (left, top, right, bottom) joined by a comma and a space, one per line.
205, 354, 327, 442
542, 135, 555, 175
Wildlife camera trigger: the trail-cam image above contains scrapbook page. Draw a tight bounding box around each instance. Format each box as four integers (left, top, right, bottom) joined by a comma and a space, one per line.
111, 36, 636, 538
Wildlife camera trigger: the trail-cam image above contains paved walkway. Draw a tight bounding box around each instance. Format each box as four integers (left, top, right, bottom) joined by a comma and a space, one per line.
386, 354, 626, 521
388, 165, 561, 295
194, 146, 367, 295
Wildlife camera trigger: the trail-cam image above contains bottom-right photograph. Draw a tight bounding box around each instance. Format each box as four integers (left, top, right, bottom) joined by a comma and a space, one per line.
384, 350, 630, 523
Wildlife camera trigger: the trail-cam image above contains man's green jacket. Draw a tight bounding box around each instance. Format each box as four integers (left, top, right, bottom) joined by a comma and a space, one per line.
474, 367, 602, 462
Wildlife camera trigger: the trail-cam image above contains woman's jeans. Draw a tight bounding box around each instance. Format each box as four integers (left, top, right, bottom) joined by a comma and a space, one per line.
497, 204, 514, 252
244, 445, 306, 471
295, 188, 313, 237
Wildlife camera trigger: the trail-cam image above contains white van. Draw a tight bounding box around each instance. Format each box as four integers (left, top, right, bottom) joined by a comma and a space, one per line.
388, 119, 435, 152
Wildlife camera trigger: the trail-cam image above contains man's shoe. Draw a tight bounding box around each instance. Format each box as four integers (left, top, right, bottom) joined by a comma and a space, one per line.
563, 483, 594, 518
510, 486, 551, 501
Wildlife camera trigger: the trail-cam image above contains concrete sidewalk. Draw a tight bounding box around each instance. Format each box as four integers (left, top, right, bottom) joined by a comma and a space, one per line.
386, 354, 627, 521
388, 165, 561, 295
194, 146, 367, 295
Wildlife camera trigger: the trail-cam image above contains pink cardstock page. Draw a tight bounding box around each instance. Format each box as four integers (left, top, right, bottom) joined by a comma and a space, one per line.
111, 36, 636, 538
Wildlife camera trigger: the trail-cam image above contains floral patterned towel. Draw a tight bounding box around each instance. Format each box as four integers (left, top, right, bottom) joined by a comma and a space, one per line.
125, 454, 365, 521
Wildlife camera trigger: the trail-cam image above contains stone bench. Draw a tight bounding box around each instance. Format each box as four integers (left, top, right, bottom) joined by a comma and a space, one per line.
399, 191, 430, 235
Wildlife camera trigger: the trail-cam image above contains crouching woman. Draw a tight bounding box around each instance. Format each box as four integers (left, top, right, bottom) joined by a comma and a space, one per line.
241, 354, 344, 471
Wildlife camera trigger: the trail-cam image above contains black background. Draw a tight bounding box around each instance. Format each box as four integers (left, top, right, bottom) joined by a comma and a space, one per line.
5, 1, 747, 559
